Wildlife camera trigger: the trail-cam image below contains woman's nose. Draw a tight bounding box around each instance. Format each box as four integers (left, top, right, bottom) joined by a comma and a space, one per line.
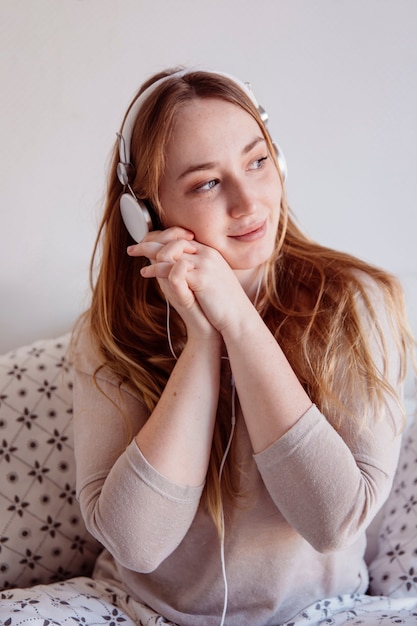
228, 180, 256, 218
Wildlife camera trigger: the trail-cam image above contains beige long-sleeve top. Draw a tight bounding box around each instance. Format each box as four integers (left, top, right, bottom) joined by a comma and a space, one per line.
73, 279, 403, 626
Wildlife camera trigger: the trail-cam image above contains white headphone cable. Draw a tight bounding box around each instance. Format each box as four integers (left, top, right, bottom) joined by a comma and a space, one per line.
166, 297, 234, 625
165, 269, 263, 625
218, 375, 236, 626
217, 268, 264, 625
166, 298, 178, 360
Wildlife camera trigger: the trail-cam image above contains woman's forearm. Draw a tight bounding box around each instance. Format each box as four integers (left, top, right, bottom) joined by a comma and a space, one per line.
222, 302, 311, 454
135, 334, 222, 486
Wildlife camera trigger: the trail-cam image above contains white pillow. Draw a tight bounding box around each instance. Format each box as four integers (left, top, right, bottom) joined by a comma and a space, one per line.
368, 414, 417, 597
0, 334, 101, 590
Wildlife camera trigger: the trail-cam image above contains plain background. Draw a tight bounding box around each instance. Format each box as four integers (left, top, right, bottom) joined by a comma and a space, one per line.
0, 0, 416, 353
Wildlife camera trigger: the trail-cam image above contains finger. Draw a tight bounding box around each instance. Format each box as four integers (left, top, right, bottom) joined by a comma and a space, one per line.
140, 257, 195, 279
155, 239, 197, 263
128, 239, 197, 261
166, 260, 197, 307
128, 241, 163, 259
141, 259, 197, 310
144, 226, 195, 244
140, 261, 176, 279
127, 229, 196, 256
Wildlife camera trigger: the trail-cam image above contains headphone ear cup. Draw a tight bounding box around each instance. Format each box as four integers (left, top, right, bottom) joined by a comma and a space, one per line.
120, 193, 153, 243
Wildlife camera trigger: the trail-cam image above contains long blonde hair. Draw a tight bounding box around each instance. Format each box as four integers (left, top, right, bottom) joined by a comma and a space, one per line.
84, 68, 415, 531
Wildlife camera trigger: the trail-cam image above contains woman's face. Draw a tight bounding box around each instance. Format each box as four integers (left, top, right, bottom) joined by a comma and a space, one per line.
158, 97, 282, 272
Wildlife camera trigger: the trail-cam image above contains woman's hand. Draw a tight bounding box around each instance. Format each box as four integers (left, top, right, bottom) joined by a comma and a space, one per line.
128, 226, 254, 336
128, 227, 223, 488
127, 227, 217, 339
177, 241, 254, 333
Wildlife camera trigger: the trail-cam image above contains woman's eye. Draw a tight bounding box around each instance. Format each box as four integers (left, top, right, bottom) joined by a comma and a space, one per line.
250, 155, 268, 170
196, 179, 218, 192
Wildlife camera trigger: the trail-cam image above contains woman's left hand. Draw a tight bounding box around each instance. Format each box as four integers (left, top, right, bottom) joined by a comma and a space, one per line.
177, 241, 252, 333
129, 229, 250, 335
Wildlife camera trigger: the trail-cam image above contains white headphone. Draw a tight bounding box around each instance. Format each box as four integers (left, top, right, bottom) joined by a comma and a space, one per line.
116, 68, 287, 243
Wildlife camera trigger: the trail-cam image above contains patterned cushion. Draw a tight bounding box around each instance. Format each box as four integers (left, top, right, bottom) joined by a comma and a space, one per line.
0, 335, 101, 591
368, 415, 417, 597
0, 333, 416, 599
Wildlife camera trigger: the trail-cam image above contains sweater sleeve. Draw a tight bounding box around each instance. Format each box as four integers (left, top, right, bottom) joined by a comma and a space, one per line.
72, 333, 203, 573
254, 276, 404, 553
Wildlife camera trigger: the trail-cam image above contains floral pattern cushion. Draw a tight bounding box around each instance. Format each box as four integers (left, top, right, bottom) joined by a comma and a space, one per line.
368, 415, 417, 597
0, 334, 101, 591
1, 331, 416, 604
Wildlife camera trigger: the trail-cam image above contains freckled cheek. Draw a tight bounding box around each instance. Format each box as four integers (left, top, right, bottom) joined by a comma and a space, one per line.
192, 222, 218, 245
185, 203, 223, 234
273, 204, 281, 229
266, 192, 281, 223
158, 204, 190, 230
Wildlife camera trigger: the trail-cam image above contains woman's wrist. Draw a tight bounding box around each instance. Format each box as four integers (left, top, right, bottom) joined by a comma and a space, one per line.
186, 327, 222, 349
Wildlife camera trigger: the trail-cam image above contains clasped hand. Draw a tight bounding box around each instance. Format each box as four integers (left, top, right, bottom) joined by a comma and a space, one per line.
127, 227, 247, 337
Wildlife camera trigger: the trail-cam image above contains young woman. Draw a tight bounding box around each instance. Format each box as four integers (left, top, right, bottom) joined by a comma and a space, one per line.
1, 67, 416, 626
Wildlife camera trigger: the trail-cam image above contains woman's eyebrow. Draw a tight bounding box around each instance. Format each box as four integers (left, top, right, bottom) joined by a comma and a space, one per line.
177, 136, 266, 181
177, 160, 217, 180
243, 136, 266, 155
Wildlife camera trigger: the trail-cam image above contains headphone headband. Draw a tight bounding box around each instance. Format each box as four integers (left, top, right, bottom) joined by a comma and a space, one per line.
116, 68, 287, 186
118, 69, 187, 172
117, 68, 287, 243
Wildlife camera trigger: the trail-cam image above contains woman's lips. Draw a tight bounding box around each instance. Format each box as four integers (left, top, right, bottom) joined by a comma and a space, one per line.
229, 221, 266, 242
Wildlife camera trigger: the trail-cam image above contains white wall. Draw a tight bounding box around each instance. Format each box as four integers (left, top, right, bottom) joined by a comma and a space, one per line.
1, 0, 416, 352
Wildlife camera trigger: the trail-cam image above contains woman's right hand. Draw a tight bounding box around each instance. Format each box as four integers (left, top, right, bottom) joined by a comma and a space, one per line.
127, 227, 218, 340
128, 227, 223, 488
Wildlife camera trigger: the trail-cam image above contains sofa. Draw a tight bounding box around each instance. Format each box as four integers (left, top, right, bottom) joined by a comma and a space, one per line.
0, 319, 416, 601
